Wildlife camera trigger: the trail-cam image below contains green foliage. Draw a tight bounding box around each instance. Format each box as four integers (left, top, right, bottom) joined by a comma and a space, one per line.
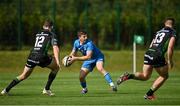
0, 0, 180, 49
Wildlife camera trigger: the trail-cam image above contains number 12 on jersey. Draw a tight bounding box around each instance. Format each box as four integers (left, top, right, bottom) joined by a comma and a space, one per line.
35, 36, 45, 47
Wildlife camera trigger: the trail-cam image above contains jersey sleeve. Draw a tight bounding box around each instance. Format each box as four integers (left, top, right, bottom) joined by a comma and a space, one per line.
87, 41, 94, 51
51, 32, 58, 46
171, 30, 176, 37
72, 40, 78, 52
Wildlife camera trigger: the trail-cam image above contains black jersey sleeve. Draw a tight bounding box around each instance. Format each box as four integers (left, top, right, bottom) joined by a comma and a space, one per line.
50, 32, 58, 46
171, 29, 176, 38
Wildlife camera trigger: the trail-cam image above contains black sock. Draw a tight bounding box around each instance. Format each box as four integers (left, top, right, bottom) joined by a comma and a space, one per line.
128, 74, 135, 79
45, 72, 57, 90
6, 78, 21, 92
146, 89, 154, 96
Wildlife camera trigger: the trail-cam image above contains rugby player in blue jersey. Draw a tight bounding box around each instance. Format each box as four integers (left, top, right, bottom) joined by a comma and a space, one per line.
1, 19, 60, 96
69, 30, 117, 94
117, 17, 176, 100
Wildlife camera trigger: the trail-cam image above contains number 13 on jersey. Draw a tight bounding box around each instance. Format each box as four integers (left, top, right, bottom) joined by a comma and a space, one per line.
153, 32, 165, 44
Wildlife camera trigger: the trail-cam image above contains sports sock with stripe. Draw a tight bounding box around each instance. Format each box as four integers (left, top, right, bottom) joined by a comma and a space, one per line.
45, 72, 57, 90
6, 78, 22, 92
146, 88, 154, 96
104, 73, 114, 86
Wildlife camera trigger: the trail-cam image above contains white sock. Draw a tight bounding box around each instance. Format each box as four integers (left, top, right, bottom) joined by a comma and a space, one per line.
110, 82, 115, 87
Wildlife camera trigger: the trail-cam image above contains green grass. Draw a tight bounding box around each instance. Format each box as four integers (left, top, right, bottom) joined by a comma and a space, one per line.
0, 50, 180, 105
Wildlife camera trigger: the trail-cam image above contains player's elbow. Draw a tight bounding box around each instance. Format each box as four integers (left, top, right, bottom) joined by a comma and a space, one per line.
53, 45, 59, 52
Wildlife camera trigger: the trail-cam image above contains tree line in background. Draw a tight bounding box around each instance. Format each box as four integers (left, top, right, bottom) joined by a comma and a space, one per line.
0, 0, 180, 50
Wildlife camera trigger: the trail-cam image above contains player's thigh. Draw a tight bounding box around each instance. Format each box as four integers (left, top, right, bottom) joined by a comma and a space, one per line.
81, 60, 96, 72
96, 61, 104, 70
155, 65, 168, 78
142, 64, 153, 78
47, 56, 59, 71
96, 61, 107, 74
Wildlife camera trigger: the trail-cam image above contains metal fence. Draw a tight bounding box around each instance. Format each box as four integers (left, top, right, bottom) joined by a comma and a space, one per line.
0, 0, 179, 50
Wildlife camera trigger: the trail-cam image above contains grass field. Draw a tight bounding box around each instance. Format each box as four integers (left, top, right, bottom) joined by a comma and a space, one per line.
0, 50, 180, 105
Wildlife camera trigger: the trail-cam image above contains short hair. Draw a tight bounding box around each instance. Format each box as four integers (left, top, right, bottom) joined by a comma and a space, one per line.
77, 30, 87, 36
43, 19, 53, 27
164, 17, 175, 26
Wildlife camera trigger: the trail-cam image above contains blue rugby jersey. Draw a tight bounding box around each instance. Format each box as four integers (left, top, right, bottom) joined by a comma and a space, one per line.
73, 39, 103, 59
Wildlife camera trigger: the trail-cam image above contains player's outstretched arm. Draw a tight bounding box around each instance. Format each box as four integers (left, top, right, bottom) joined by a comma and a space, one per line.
167, 36, 176, 69
69, 49, 77, 56
53, 45, 60, 67
71, 51, 92, 62
149, 39, 154, 48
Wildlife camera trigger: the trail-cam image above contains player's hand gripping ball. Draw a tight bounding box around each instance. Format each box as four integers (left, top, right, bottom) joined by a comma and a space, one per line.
62, 56, 72, 67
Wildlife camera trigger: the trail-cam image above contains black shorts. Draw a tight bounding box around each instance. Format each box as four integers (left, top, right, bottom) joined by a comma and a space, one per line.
26, 53, 52, 68
144, 50, 166, 68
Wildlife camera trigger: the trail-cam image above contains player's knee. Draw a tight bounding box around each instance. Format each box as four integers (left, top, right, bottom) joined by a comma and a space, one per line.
19, 75, 28, 80
143, 74, 150, 81
163, 73, 169, 80
97, 67, 105, 73
52, 65, 60, 72
55, 65, 60, 71
79, 76, 83, 81
79, 76, 85, 82
98, 68, 103, 72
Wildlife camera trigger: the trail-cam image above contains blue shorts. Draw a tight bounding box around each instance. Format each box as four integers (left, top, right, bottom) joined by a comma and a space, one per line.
81, 56, 104, 72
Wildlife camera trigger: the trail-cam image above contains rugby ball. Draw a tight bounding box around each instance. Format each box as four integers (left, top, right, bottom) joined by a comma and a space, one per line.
62, 56, 72, 67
